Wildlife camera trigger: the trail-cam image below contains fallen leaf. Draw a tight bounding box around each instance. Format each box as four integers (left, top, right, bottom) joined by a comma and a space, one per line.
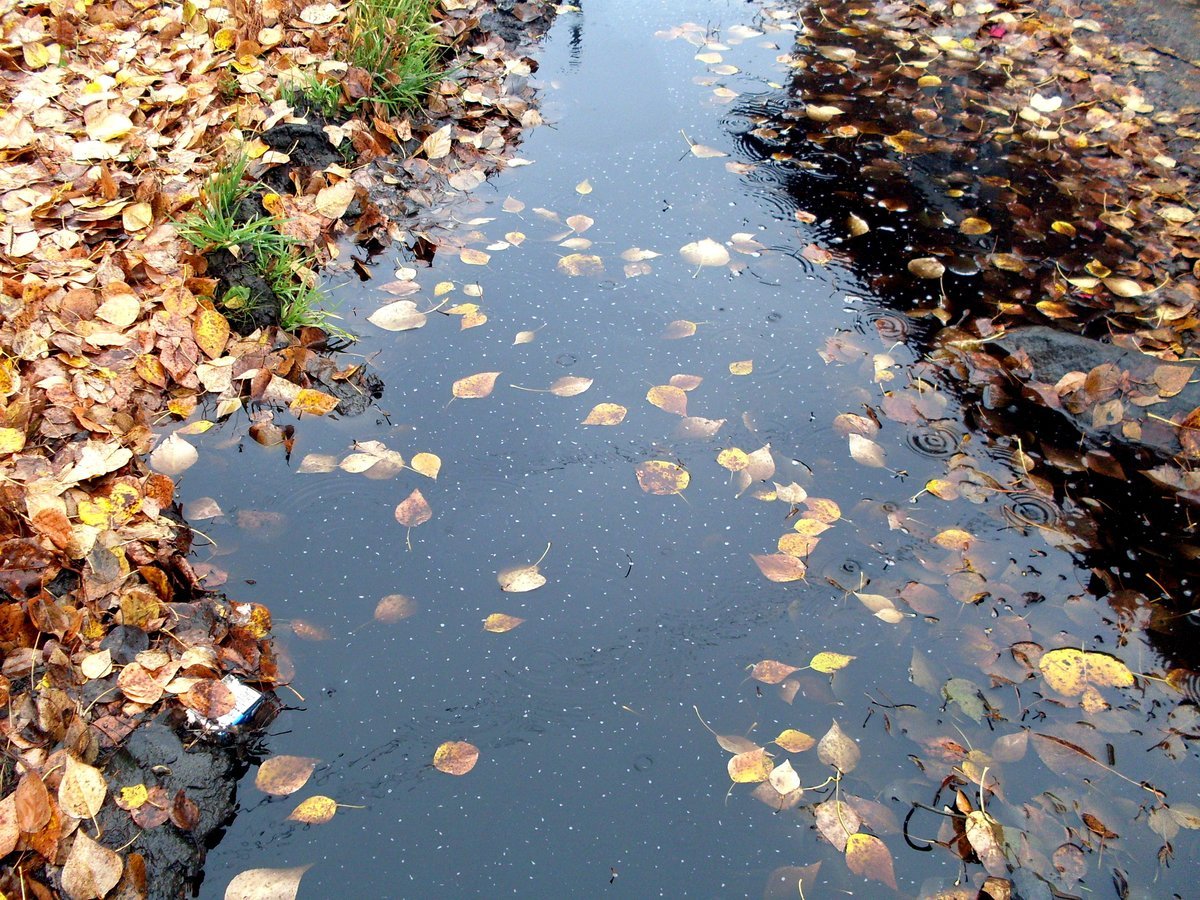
433, 741, 479, 775
58, 756, 106, 820
150, 433, 198, 475
375, 594, 419, 622
290, 388, 338, 416
575, 179, 592, 194
422, 125, 452, 159
288, 795, 338, 824
395, 490, 432, 528
498, 544, 550, 592
809, 652, 855, 674
728, 747, 774, 783
483, 613, 525, 632
634, 460, 689, 495
452, 372, 500, 399
815, 799, 860, 851
751, 660, 800, 684
582, 403, 627, 425
1039, 648, 1134, 696
368, 300, 427, 331
908, 257, 945, 279
225, 865, 312, 900
549, 376, 593, 397
661, 319, 698, 339
774, 729, 815, 752
751, 553, 807, 582
255, 756, 319, 796
557, 253, 604, 275
646, 385, 688, 416
817, 720, 860, 773
768, 759, 801, 795
847, 433, 886, 468
410, 452, 441, 479
729, 360, 753, 375
62, 831, 123, 900
844, 833, 897, 889
680, 238, 730, 268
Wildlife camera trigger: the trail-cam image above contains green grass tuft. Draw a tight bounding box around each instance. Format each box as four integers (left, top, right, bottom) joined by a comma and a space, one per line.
341, 0, 441, 114
280, 73, 345, 120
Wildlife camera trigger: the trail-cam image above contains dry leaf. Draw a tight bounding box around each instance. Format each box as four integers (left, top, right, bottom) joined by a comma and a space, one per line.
59, 756, 106, 820
62, 831, 123, 900
728, 747, 774, 783
368, 300, 427, 331
751, 660, 800, 684
817, 720, 860, 773
646, 385, 688, 416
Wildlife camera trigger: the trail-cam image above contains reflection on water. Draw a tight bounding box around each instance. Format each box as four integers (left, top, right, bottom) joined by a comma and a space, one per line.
187, 0, 1200, 896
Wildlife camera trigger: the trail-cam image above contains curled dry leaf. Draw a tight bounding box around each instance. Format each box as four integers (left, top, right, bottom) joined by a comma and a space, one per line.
255, 755, 319, 796
375, 594, 419, 623
225, 865, 312, 900
433, 740, 480, 775
817, 720, 860, 773
582, 403, 627, 425
483, 613, 525, 632
728, 747, 774, 783
452, 371, 501, 399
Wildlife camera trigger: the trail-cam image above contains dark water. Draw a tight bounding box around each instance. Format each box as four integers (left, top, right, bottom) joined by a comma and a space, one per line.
183, 1, 1199, 896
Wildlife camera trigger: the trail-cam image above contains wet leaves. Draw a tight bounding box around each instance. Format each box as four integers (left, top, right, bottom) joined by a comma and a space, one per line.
728, 747, 774, 783
62, 832, 123, 900
483, 613, 525, 632
375, 594, 419, 623
844, 833, 897, 890
646, 385, 688, 415
452, 371, 501, 399
679, 238, 730, 269
907, 257, 945, 279
582, 403, 627, 425
817, 721, 860, 774
635, 460, 690, 495
750, 553, 807, 583
288, 796, 338, 824
498, 545, 550, 593
256, 756, 319, 797
1039, 649, 1135, 696
433, 741, 480, 775
225, 865, 311, 900
395, 490, 433, 528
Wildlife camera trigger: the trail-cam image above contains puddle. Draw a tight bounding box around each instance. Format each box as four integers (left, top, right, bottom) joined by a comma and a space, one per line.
181, 0, 1200, 895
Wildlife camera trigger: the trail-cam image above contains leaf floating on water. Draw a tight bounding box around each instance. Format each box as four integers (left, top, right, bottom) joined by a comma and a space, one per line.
621, 247, 661, 261
844, 833, 897, 890
394, 490, 432, 528
565, 214, 594, 233
288, 795, 338, 824
498, 544, 550, 593
729, 360, 753, 375
907, 257, 945, 279
965, 810, 1008, 875
960, 216, 992, 235
810, 652, 855, 674
669, 374, 703, 391
368, 300, 426, 331
634, 460, 689, 495
774, 729, 816, 753
549, 376, 593, 397
225, 865, 312, 900
646, 385, 688, 416
575, 179, 592, 195
433, 741, 479, 775
805, 104, 844, 122
690, 143, 727, 158
750, 660, 800, 684
802, 243, 834, 265
817, 720, 860, 773
513, 329, 537, 345
255, 756, 319, 796
483, 613, 525, 633
459, 248, 491, 266
676, 416, 726, 438
375, 594, 419, 623
557, 253, 604, 276
290, 389, 338, 417
717, 448, 750, 472
1038, 648, 1134, 696
768, 759, 801, 795
750, 553, 806, 583
452, 371, 501, 399
661, 319, 698, 339
150, 433, 198, 476
847, 433, 886, 468
582, 403, 627, 425
410, 452, 441, 479
847, 213, 870, 237
727, 747, 774, 783
679, 238, 730, 268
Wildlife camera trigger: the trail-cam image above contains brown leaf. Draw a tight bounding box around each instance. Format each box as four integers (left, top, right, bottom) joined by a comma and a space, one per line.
181, 678, 237, 719
62, 831, 123, 900
394, 489, 432, 527
0, 793, 17, 857
255, 756, 319, 796
15, 770, 51, 833
750, 553, 807, 583
634, 460, 689, 495
815, 799, 860, 852
844, 833, 897, 889
1082, 812, 1119, 840
483, 613, 525, 632
908, 257, 945, 279
750, 660, 800, 684
433, 740, 479, 775
170, 789, 200, 831
582, 403, 627, 425
375, 594, 419, 622
817, 720, 860, 773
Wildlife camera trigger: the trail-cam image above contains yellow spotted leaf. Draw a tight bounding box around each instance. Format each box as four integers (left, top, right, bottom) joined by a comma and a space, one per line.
192, 308, 230, 359
483, 613, 525, 632
728, 747, 774, 783
1039, 648, 1135, 696
582, 403, 627, 425
774, 729, 816, 753
290, 388, 339, 417
646, 385, 688, 416
751, 660, 800, 684
809, 652, 855, 674
433, 741, 479, 775
729, 360, 753, 375
634, 460, 689, 495
717, 448, 749, 471
288, 795, 338, 824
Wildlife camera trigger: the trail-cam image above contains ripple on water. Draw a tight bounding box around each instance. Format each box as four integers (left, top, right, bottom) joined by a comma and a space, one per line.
904, 419, 963, 459
1002, 492, 1062, 530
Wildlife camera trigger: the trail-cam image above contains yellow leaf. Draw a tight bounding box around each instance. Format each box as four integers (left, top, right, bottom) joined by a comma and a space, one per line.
774, 729, 815, 752
59, 756, 107, 819
255, 756, 319, 796
290, 388, 339, 416
422, 125, 452, 159
118, 784, 149, 809
122, 202, 154, 232
498, 545, 549, 592
717, 448, 749, 471
460, 248, 491, 265
575, 179, 592, 194
483, 613, 525, 633
809, 651, 855, 674
845, 833, 897, 889
646, 385, 688, 416
729, 360, 753, 375
634, 460, 689, 495
661, 319, 698, 339
582, 403, 627, 425
87, 111, 134, 143
213, 26, 238, 51
1039, 648, 1135, 696
452, 371, 500, 399
193, 308, 230, 359
314, 180, 356, 219
433, 740, 479, 775
728, 747, 774, 783
557, 253, 604, 276
0, 426, 26, 454
932, 528, 973, 551
750, 553, 807, 582
410, 452, 441, 479
288, 795, 338, 824
959, 217, 991, 235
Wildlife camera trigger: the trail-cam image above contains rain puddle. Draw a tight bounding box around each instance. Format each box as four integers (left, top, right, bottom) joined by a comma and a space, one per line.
185, 0, 1199, 895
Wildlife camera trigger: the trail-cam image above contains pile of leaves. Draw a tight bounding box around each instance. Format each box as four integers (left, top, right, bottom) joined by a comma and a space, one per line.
0, 0, 555, 892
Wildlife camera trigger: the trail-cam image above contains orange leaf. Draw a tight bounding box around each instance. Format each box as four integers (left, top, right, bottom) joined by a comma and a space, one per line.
433, 741, 479, 775
290, 388, 339, 416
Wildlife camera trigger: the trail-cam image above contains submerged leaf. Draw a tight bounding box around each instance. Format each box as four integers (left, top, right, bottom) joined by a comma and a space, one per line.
751, 660, 800, 684
375, 594, 419, 623
817, 720, 860, 773
844, 833, 897, 889
647, 385, 688, 416
751, 553, 806, 583
394, 490, 432, 527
